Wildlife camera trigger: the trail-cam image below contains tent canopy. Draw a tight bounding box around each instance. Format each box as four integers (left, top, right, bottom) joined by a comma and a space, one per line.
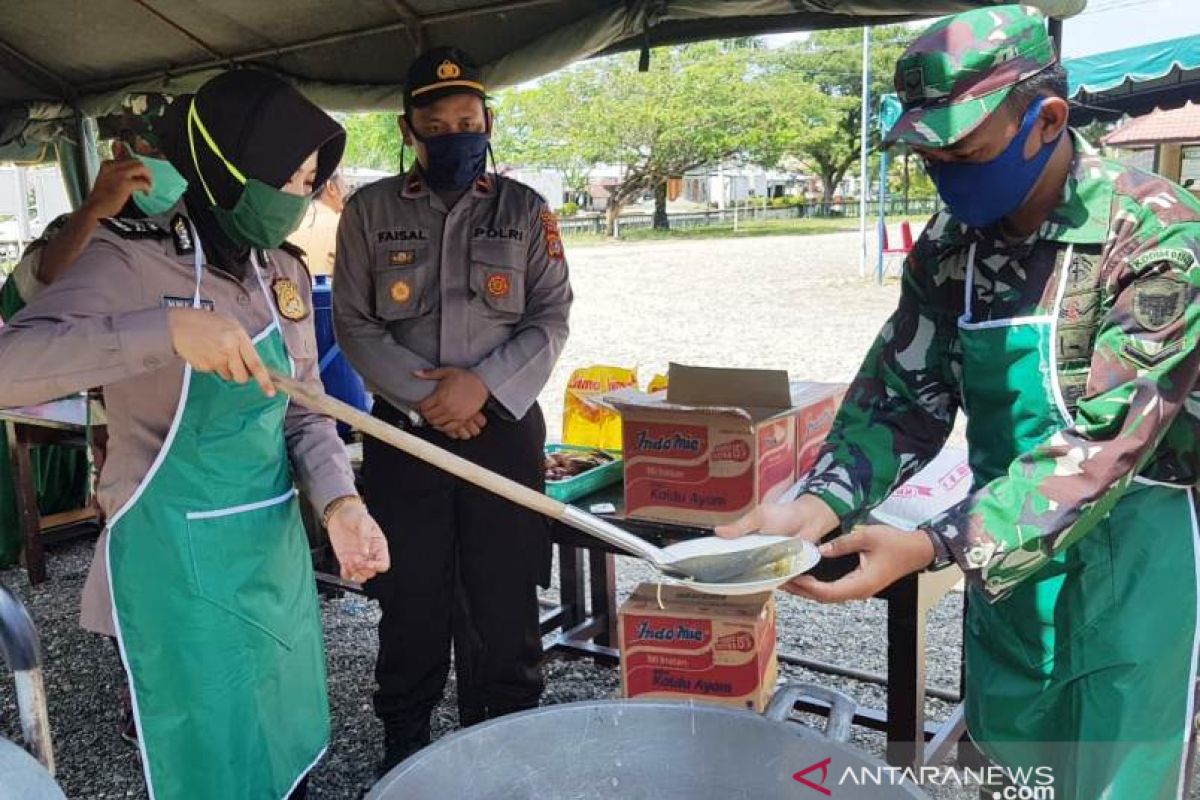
1067, 34, 1200, 125
0, 0, 1083, 198
3, 1, 1083, 115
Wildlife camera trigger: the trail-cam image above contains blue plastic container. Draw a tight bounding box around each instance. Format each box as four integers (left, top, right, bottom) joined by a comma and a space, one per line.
312, 275, 370, 439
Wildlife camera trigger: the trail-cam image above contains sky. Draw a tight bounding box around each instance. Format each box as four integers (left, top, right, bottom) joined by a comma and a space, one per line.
760, 0, 1198, 59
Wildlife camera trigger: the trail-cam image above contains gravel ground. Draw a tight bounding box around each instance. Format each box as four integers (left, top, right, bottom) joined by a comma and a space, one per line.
541, 231, 902, 441
1, 231, 1192, 798
0, 539, 968, 800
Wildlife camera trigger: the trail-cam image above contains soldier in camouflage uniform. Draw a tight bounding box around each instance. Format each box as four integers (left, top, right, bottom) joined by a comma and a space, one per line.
720, 6, 1200, 798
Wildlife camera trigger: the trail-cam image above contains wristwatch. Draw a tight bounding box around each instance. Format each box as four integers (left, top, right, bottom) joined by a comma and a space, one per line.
925, 529, 956, 571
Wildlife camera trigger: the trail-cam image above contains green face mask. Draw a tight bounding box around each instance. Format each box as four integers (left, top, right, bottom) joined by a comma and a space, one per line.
131, 154, 188, 216
187, 100, 311, 249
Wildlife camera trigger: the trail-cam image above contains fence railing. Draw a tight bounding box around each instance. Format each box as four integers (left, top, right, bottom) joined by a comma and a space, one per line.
557, 198, 940, 236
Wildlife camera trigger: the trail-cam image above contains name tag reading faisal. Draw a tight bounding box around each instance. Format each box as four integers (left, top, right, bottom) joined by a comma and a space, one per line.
272, 277, 309, 321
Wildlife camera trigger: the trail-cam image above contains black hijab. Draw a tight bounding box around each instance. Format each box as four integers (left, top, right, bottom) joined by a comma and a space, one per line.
157, 69, 345, 278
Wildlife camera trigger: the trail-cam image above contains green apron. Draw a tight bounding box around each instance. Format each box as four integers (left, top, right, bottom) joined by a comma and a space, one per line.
959, 243, 1199, 798
105, 240, 329, 799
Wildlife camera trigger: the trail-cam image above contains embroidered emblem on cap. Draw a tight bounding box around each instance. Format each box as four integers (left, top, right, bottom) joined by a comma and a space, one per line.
390, 279, 413, 304
901, 67, 926, 103
486, 273, 511, 298
271, 277, 309, 321
437, 60, 462, 80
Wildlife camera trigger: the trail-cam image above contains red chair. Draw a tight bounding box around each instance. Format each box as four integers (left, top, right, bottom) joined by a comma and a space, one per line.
881, 220, 914, 275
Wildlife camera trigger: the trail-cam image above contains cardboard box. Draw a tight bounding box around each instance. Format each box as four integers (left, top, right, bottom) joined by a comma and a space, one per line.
618, 583, 777, 711
790, 382, 846, 476
608, 364, 843, 527
867, 447, 971, 530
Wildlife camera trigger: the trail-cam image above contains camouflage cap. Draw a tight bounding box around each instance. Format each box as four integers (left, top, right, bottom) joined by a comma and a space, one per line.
882, 4, 1055, 150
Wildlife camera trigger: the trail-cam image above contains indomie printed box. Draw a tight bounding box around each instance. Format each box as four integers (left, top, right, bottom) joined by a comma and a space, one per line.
618, 583, 777, 711
608, 364, 839, 527
790, 382, 846, 476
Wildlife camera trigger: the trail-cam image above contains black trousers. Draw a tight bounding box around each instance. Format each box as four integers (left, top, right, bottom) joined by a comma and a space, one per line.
363, 399, 550, 745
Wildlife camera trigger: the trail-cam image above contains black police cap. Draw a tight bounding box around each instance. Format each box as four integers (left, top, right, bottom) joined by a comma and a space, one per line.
403, 47, 487, 110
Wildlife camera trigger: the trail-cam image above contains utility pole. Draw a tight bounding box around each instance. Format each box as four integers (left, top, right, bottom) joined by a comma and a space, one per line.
858, 26, 871, 279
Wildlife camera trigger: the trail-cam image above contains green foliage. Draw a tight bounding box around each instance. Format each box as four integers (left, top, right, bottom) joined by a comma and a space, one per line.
334, 30, 921, 222
1076, 119, 1116, 149
886, 153, 938, 200
751, 26, 918, 201
561, 201, 579, 217
492, 42, 763, 231
770, 195, 802, 208
342, 112, 405, 171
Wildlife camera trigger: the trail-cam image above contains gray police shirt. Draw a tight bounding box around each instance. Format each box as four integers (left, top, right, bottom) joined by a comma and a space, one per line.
333, 172, 572, 421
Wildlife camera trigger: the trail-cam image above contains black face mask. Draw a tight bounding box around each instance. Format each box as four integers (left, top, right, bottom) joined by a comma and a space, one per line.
411, 129, 489, 191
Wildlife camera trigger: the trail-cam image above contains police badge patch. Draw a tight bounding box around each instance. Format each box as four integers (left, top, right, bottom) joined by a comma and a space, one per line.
271, 278, 309, 321
1132, 277, 1187, 332
486, 272, 511, 298
390, 279, 413, 304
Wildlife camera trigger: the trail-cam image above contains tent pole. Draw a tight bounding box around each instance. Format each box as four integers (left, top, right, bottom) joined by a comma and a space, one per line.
1048, 18, 1062, 58
15, 167, 31, 247
877, 148, 888, 285
858, 26, 871, 279
72, 112, 99, 207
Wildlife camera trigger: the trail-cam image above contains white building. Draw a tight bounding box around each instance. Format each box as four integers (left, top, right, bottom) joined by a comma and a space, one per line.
0, 164, 73, 245
681, 163, 802, 208
500, 167, 566, 210
342, 167, 393, 195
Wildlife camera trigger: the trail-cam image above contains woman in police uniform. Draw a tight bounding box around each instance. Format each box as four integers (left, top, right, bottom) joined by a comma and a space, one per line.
0, 70, 389, 800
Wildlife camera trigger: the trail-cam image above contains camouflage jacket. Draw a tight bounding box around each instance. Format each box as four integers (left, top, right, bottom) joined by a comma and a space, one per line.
799, 132, 1200, 600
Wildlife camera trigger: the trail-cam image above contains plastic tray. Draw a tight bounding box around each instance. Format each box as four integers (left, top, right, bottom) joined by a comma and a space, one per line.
544, 444, 624, 503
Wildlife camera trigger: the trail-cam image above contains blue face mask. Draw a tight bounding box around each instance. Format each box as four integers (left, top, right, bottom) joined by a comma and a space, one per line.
926, 98, 1061, 229
413, 130, 489, 191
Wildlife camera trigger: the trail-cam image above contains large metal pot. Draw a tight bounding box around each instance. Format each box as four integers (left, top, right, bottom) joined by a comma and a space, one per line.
368, 682, 930, 799
0, 582, 66, 800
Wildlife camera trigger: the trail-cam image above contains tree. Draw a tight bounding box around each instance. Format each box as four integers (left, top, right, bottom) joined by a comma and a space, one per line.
754, 26, 917, 204
492, 42, 762, 235
342, 112, 405, 172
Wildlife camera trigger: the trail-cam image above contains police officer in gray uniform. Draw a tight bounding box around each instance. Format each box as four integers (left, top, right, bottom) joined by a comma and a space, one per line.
333, 47, 573, 771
